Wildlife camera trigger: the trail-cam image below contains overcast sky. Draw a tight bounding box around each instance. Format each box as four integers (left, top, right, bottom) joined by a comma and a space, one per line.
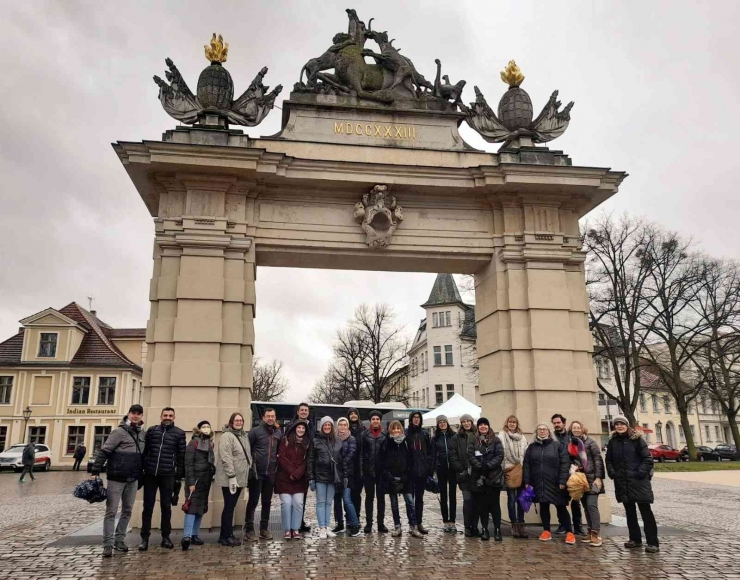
1, 1, 738, 402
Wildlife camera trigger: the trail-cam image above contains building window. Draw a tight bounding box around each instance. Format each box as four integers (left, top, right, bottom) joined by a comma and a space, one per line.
444, 345, 453, 365
687, 401, 694, 413
705, 425, 711, 441
97, 377, 116, 405
656, 423, 663, 443
642, 423, 650, 443
435, 384, 443, 405
652, 394, 659, 412
38, 333, 57, 357
0, 426, 6, 452
0, 376, 12, 404
690, 425, 695, 438
445, 311, 451, 326
711, 400, 718, 414
434, 346, 442, 366
66, 426, 86, 455
432, 312, 439, 328
679, 425, 685, 441
715, 426, 721, 442
28, 426, 47, 445
639, 393, 647, 413
71, 377, 91, 405
93, 426, 112, 454
663, 396, 671, 414
446, 384, 454, 400
598, 392, 606, 405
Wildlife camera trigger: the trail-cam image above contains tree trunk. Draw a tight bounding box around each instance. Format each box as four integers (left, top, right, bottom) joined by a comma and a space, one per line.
679, 407, 697, 461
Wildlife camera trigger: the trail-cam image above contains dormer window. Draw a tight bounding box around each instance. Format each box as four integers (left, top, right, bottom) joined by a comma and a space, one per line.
38, 333, 57, 358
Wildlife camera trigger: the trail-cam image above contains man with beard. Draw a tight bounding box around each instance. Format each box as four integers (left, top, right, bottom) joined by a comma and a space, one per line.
139, 407, 186, 551
245, 408, 282, 541
551, 413, 584, 536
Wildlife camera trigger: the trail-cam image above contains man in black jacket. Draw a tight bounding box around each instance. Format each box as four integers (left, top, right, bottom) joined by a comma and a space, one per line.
361, 410, 387, 533
72, 444, 87, 471
295, 402, 313, 533
139, 407, 186, 551
245, 407, 282, 541
406, 411, 435, 534
91, 405, 146, 558
347, 408, 365, 523
551, 413, 584, 536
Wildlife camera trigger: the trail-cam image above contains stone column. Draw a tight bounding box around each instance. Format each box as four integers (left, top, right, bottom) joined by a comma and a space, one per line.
134, 173, 256, 529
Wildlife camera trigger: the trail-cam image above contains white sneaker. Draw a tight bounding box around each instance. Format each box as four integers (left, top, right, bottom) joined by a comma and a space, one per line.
319, 527, 327, 539
325, 527, 336, 538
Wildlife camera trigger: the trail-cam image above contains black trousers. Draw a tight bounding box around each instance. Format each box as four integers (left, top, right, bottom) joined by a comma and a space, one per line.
72, 458, 83, 471
437, 469, 457, 523
141, 473, 175, 539
19, 465, 35, 480
462, 490, 477, 529
245, 478, 274, 531
540, 502, 571, 532
411, 476, 426, 526
624, 501, 659, 547
220, 486, 242, 540
364, 475, 386, 525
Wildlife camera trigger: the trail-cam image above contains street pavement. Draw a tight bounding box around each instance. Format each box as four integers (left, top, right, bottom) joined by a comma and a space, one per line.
1, 470, 740, 579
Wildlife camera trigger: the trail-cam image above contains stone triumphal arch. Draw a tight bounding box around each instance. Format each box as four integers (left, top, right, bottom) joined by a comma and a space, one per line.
116, 11, 624, 525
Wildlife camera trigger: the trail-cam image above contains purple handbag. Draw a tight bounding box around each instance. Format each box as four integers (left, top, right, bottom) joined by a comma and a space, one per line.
518, 484, 536, 513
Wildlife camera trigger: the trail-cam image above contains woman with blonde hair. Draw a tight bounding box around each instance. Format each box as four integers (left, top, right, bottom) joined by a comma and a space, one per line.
498, 415, 528, 539
567, 420, 605, 547
215, 412, 252, 547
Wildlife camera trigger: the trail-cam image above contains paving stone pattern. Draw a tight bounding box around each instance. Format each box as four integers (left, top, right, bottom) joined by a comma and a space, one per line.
1, 471, 740, 580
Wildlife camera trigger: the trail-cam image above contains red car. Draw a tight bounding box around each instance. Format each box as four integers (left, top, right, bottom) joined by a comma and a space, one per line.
649, 444, 684, 462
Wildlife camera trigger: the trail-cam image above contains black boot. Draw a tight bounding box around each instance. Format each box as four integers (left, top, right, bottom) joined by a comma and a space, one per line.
481, 528, 490, 541
113, 541, 128, 552
364, 523, 373, 534
299, 521, 311, 533
102, 545, 113, 558
191, 535, 204, 545
493, 527, 503, 542
378, 523, 389, 533
464, 526, 474, 537
161, 537, 174, 549
138, 538, 149, 551
331, 523, 345, 534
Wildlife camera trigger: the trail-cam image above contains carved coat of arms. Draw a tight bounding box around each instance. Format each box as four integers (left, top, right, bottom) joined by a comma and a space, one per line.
354, 185, 403, 248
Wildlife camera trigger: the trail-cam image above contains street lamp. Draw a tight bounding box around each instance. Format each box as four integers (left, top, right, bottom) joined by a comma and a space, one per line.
22, 406, 32, 443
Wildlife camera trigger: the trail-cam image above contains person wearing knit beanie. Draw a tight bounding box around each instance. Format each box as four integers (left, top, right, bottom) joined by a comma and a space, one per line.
433, 414, 456, 533
612, 416, 629, 427
477, 417, 490, 428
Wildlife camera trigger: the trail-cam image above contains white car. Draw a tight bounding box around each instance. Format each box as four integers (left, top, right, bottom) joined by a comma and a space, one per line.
0, 444, 52, 472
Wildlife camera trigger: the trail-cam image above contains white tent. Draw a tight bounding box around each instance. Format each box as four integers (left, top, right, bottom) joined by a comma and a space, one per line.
421, 393, 481, 428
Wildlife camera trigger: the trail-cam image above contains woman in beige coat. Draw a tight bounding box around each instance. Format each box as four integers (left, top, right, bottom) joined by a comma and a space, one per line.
215, 412, 252, 547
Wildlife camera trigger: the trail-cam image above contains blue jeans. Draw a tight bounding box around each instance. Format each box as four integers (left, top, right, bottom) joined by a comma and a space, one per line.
280, 493, 305, 531
389, 492, 417, 526
315, 482, 335, 528
506, 487, 525, 523
341, 486, 359, 527
183, 513, 202, 538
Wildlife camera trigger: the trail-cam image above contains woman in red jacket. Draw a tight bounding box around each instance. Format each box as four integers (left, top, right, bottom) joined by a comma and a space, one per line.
275, 419, 310, 539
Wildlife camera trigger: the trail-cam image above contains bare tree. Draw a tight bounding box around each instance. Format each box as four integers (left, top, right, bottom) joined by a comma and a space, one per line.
584, 214, 658, 426
251, 357, 289, 402
690, 259, 740, 451
331, 327, 369, 402
639, 231, 706, 459
353, 304, 410, 403
309, 365, 348, 404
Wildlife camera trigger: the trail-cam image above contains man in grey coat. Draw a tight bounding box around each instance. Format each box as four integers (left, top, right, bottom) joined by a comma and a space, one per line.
91, 404, 146, 558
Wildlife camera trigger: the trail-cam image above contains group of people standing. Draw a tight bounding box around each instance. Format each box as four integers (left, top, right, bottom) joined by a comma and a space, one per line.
90, 403, 660, 557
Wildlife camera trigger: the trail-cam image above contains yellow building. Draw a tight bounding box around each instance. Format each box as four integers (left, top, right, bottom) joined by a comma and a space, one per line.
0, 303, 144, 467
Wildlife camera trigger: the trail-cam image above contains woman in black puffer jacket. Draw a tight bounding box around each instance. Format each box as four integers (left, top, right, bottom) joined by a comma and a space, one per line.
468, 418, 504, 541
606, 416, 658, 553
449, 414, 477, 537
182, 421, 216, 550
433, 415, 457, 533
523, 423, 574, 544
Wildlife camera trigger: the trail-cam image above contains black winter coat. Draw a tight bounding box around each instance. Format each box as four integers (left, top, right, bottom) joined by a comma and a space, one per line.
348, 420, 366, 489
184, 433, 215, 516
606, 432, 654, 504
360, 428, 386, 478
73, 445, 87, 460
379, 437, 410, 494
307, 433, 343, 485
143, 423, 186, 478
449, 428, 476, 491
469, 434, 504, 491
523, 437, 570, 506
433, 429, 455, 475
248, 422, 282, 481
406, 424, 434, 479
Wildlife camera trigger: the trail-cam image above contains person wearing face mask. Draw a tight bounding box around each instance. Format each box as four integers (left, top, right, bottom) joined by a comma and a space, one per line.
215, 413, 252, 547
275, 419, 310, 540
469, 418, 504, 541
606, 416, 658, 553
450, 414, 478, 537
379, 420, 421, 538
523, 423, 574, 545
139, 407, 186, 551
567, 421, 605, 547
181, 421, 216, 550
433, 415, 457, 533
498, 415, 529, 539
360, 410, 387, 533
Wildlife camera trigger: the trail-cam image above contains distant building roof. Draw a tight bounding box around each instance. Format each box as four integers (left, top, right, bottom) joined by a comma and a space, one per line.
421, 274, 465, 308
0, 302, 142, 371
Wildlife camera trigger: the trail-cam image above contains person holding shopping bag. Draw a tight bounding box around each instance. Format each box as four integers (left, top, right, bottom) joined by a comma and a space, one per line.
182, 420, 216, 550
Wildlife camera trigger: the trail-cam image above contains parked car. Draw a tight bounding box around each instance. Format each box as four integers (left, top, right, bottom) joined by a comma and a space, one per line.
679, 445, 721, 462
714, 444, 738, 461
0, 443, 52, 472
649, 444, 684, 462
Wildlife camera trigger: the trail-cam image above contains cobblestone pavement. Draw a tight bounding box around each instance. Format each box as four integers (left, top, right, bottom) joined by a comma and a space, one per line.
1, 471, 740, 580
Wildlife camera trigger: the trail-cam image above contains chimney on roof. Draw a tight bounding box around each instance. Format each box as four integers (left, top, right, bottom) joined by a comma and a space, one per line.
91, 310, 97, 316
19, 327, 24, 333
